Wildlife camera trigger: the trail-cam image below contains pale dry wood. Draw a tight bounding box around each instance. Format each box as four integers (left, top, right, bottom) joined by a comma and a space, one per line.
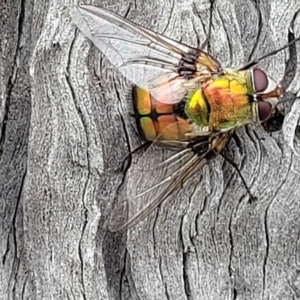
1, 0, 300, 300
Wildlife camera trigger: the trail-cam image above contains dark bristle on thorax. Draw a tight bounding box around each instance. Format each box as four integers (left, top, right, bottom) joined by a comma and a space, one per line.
174, 98, 188, 119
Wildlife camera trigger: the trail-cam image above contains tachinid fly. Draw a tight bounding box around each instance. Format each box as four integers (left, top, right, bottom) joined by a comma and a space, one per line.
70, 5, 299, 231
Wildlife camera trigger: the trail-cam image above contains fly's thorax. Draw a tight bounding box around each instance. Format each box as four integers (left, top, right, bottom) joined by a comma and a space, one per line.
132, 86, 193, 141
184, 73, 254, 131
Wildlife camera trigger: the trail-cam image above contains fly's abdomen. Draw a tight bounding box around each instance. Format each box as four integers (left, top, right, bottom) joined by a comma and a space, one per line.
133, 87, 192, 141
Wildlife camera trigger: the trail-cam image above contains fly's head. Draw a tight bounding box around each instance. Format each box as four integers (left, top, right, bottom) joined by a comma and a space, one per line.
247, 67, 282, 124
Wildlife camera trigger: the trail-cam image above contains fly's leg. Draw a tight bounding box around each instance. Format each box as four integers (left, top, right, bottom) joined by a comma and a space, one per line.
187, 134, 258, 201
188, 134, 258, 201
220, 152, 257, 202
238, 35, 300, 71
193, 0, 215, 51
201, 0, 214, 51
116, 141, 151, 173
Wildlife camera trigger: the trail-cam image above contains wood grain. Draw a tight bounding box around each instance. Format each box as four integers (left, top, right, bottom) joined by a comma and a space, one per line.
1, 0, 300, 299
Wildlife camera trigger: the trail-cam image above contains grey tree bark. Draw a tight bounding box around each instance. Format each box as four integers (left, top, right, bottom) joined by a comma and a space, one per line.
1, 0, 300, 299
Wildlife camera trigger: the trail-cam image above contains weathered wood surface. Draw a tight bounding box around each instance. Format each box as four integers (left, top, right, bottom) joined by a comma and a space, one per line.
1, 0, 300, 299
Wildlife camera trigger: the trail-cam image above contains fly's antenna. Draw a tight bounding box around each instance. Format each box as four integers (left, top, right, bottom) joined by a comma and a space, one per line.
239, 36, 300, 71
277, 95, 300, 106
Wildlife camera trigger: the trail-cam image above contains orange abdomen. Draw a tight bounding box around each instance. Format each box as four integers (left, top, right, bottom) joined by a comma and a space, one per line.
133, 87, 192, 141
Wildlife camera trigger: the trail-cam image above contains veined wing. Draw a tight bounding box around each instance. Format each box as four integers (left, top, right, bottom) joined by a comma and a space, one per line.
70, 5, 221, 104
109, 143, 206, 232
109, 133, 230, 232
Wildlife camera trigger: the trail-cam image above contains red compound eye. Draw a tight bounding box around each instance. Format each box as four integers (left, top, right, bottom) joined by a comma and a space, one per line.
258, 101, 272, 121
253, 68, 268, 92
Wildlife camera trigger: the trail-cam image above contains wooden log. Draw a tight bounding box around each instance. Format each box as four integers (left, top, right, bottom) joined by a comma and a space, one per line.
1, 0, 300, 299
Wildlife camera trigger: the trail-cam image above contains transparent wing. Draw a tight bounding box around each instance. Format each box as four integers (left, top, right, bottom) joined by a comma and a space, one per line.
109, 131, 231, 232
70, 5, 221, 104
109, 142, 207, 232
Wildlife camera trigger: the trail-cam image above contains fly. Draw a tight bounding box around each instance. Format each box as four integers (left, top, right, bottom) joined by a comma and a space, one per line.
70, 5, 300, 231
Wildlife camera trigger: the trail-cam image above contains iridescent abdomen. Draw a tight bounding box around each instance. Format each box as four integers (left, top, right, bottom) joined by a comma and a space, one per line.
185, 75, 253, 130
133, 87, 192, 141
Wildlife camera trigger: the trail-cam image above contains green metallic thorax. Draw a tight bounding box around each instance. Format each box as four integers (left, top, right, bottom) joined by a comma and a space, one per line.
185, 71, 255, 130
